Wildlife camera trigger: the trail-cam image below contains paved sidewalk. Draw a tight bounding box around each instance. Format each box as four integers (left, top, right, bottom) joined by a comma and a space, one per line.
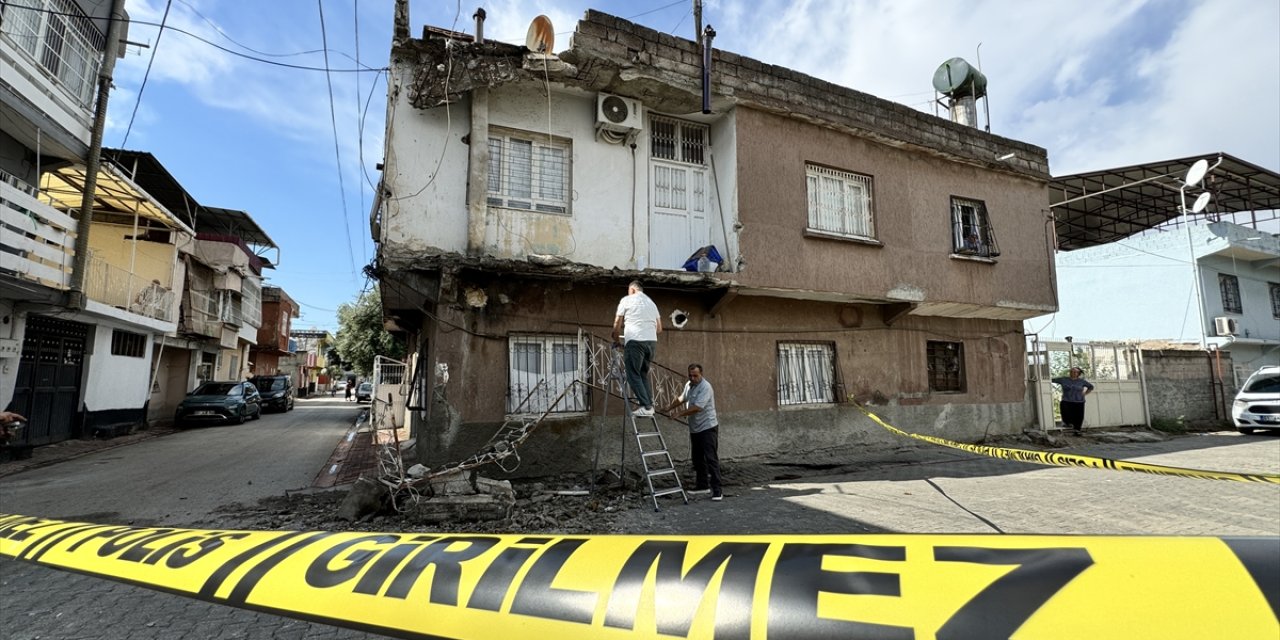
0, 425, 180, 479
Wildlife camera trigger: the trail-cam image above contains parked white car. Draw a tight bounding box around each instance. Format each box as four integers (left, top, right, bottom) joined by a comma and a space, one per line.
1232, 366, 1280, 434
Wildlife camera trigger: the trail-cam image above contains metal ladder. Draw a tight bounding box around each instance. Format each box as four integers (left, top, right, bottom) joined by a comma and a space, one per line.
629, 409, 687, 510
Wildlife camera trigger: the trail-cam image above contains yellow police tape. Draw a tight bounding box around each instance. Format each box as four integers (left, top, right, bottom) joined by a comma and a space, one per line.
854, 403, 1280, 484
2, 514, 1277, 639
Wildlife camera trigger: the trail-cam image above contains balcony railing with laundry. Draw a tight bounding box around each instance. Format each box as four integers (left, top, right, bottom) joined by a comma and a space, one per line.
0, 169, 76, 291
85, 253, 175, 322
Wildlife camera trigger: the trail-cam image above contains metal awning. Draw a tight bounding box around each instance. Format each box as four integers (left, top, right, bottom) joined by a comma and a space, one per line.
199, 206, 277, 249
100, 149, 202, 229
1048, 153, 1280, 250
40, 162, 195, 235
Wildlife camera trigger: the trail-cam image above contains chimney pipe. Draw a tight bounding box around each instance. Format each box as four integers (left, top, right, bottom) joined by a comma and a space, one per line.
701, 25, 716, 114
473, 8, 486, 44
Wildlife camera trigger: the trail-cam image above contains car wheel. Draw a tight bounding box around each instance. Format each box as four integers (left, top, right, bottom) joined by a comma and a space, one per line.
252, 406, 262, 421
234, 409, 246, 425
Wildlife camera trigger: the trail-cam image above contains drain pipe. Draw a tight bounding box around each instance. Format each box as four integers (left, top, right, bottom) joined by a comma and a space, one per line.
68, 0, 127, 310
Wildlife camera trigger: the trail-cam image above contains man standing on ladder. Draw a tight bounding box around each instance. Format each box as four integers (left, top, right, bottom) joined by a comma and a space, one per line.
612, 280, 663, 417
665, 364, 722, 501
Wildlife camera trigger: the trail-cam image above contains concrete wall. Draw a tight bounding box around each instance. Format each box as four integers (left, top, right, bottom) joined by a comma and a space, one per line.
0, 299, 29, 412
1141, 349, 1233, 426
416, 276, 1034, 476
734, 108, 1055, 312
87, 222, 178, 287
82, 322, 154, 412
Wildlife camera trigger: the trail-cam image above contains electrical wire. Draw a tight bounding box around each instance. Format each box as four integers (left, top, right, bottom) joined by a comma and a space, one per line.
3, 4, 385, 73
120, 0, 172, 147
317, 0, 357, 277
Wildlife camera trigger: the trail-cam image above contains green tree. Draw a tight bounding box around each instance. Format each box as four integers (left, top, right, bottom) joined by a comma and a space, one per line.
333, 287, 405, 376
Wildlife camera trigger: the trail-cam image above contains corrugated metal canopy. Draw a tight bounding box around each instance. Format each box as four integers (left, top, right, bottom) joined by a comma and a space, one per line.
1049, 153, 1280, 251
101, 149, 201, 228
199, 206, 277, 249
40, 162, 194, 234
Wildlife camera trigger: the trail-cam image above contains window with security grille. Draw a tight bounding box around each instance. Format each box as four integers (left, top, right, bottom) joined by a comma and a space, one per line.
508, 335, 588, 414
806, 164, 875, 239
1, 0, 104, 107
1270, 282, 1280, 319
950, 197, 1000, 258
927, 341, 965, 392
650, 116, 708, 165
777, 342, 836, 405
110, 330, 146, 358
1219, 274, 1242, 314
487, 128, 571, 214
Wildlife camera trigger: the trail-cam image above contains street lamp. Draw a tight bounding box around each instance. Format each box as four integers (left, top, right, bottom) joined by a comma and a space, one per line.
1180, 158, 1218, 349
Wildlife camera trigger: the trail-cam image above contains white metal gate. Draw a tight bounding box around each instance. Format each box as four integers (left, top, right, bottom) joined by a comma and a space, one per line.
1028, 339, 1149, 431
371, 355, 409, 433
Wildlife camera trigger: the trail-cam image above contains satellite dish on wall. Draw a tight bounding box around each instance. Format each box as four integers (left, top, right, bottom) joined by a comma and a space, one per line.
1184, 159, 1209, 187
1191, 191, 1212, 213
525, 15, 554, 53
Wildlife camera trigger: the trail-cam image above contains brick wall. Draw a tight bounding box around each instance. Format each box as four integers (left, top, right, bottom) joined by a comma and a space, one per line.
1141, 349, 1233, 426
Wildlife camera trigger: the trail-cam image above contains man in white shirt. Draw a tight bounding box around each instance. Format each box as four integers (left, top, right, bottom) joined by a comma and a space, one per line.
612, 281, 662, 416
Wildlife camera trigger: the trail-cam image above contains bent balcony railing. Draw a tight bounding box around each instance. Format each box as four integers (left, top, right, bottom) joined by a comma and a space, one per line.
0, 170, 76, 291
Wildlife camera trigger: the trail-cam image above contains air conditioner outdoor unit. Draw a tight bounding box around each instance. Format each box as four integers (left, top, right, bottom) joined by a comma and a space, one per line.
1213, 316, 1239, 336
596, 93, 643, 133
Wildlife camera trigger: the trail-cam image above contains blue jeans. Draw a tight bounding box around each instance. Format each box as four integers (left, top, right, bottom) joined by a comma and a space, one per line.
624, 340, 656, 408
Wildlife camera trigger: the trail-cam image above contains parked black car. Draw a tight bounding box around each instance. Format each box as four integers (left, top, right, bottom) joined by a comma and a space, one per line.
174, 381, 262, 427
249, 374, 295, 412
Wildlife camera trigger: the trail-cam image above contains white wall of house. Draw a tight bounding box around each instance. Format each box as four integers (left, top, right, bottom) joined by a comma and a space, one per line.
381, 76, 740, 271
82, 323, 154, 412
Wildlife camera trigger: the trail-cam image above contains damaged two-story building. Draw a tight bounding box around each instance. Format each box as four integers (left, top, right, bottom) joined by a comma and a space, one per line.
373, 5, 1057, 477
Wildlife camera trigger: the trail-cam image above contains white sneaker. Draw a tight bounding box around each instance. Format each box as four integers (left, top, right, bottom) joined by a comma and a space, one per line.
633, 407, 654, 417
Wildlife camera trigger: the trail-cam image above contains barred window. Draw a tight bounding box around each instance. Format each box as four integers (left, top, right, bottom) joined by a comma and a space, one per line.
777, 342, 836, 405
650, 116, 708, 165
806, 164, 875, 239
1, 0, 105, 107
927, 341, 965, 392
110, 330, 146, 358
951, 197, 1000, 258
487, 128, 571, 215
507, 335, 587, 414
1219, 274, 1242, 314
1270, 282, 1280, 319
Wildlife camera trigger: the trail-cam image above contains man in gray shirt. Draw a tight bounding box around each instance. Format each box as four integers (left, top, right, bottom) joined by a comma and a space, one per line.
664, 364, 722, 500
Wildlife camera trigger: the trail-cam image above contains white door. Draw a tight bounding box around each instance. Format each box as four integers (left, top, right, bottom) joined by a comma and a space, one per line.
650, 160, 708, 270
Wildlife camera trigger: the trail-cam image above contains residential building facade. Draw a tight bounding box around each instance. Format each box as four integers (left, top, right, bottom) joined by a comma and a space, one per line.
374, 7, 1056, 475
250, 286, 297, 377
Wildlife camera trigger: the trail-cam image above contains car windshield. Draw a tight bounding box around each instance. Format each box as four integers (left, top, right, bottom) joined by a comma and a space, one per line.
252, 378, 287, 391
1244, 374, 1280, 394
195, 383, 240, 396
359, 383, 372, 392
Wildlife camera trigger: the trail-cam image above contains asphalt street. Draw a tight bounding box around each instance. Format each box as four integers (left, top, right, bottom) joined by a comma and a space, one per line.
1, 410, 1277, 639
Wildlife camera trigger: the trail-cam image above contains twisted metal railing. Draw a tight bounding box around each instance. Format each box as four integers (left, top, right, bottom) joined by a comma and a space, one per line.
373, 329, 692, 509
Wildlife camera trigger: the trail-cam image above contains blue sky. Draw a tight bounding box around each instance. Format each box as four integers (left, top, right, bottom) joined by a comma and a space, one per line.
106, 0, 1280, 332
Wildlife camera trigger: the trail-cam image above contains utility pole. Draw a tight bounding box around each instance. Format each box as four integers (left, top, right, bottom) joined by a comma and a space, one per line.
694, 0, 703, 47
68, 0, 128, 310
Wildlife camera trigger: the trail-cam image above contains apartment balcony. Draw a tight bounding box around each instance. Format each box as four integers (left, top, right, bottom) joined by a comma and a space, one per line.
0, 170, 76, 297
85, 255, 176, 323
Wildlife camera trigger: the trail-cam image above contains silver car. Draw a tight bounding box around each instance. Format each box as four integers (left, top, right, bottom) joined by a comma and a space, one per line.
1232, 366, 1280, 434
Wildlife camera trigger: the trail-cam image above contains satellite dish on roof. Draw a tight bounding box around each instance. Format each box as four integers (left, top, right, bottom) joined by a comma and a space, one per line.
526, 15, 554, 53
1184, 158, 1209, 188
1191, 191, 1212, 213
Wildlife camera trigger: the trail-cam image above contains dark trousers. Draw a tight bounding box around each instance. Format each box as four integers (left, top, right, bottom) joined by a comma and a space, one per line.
624, 340, 656, 408
1061, 401, 1085, 431
690, 427, 722, 493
